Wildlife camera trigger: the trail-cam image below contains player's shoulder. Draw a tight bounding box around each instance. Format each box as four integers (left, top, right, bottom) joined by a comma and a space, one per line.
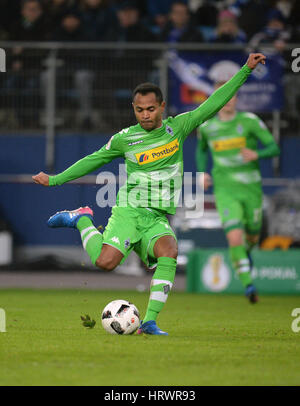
104, 125, 140, 151
199, 116, 218, 131
238, 112, 268, 129
113, 124, 146, 143
166, 113, 188, 125
116, 124, 140, 137
238, 111, 260, 121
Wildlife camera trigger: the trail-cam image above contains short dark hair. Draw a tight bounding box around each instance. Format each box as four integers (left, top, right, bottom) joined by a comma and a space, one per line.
132, 83, 163, 104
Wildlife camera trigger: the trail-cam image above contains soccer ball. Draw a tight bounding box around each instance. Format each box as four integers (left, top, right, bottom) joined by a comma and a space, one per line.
101, 299, 140, 335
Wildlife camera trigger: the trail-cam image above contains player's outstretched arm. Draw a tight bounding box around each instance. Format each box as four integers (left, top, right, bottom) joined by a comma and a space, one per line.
32, 172, 49, 186
32, 134, 124, 187
199, 53, 266, 122
179, 53, 266, 136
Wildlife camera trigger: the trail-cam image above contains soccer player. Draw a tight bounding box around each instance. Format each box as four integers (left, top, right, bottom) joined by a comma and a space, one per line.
33, 53, 266, 334
196, 81, 280, 303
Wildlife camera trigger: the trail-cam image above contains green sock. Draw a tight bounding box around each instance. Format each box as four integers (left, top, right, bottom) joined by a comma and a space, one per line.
76, 216, 103, 265
143, 257, 177, 324
229, 245, 252, 287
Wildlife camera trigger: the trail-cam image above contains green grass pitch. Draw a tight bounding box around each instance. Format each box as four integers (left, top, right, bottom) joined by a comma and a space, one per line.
0, 289, 299, 386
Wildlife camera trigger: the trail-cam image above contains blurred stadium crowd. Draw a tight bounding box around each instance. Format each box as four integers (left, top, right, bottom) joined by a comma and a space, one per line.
0, 0, 299, 48
0, 0, 299, 131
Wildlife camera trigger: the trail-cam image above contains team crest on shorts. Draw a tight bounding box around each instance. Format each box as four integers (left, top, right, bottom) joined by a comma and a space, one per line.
124, 239, 130, 249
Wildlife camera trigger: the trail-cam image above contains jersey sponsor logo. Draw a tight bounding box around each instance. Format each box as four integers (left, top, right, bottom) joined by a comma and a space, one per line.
213, 136, 246, 152
135, 139, 179, 165
128, 140, 144, 146
138, 153, 149, 163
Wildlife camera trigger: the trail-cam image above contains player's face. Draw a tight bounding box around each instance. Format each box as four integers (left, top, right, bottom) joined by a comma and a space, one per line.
132, 92, 165, 131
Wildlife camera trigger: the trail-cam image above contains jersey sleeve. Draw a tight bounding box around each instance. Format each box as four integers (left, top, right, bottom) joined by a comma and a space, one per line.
196, 126, 209, 172
49, 133, 124, 186
249, 115, 280, 159
174, 64, 252, 140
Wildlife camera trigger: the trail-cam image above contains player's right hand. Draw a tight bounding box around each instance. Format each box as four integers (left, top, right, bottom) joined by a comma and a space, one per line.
32, 171, 50, 186
199, 172, 212, 191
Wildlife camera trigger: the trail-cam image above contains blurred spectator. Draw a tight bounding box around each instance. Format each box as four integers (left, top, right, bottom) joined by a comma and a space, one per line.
0, 0, 21, 39
79, 0, 116, 41
192, 0, 218, 28
43, 0, 76, 32
146, 0, 188, 34
9, 0, 51, 41
287, 0, 300, 41
238, 0, 273, 39
50, 8, 87, 41
226, 0, 252, 16
159, 1, 203, 43
248, 8, 290, 55
2, 0, 50, 125
275, 0, 294, 20
210, 9, 247, 43
102, 0, 158, 129
104, 1, 157, 43
44, 8, 96, 128
110, 0, 147, 17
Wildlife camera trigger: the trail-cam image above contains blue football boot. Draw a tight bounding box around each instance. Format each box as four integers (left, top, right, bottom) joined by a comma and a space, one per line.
137, 320, 168, 336
47, 206, 93, 228
245, 284, 258, 304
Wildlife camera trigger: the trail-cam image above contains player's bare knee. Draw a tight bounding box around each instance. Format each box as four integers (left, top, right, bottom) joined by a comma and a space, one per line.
227, 228, 243, 247
163, 245, 178, 259
154, 235, 178, 259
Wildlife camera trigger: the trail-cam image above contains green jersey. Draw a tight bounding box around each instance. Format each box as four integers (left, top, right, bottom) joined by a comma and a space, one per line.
196, 112, 280, 188
49, 64, 253, 214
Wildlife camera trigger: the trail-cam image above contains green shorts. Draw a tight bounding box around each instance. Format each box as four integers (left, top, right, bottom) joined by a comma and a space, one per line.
214, 183, 263, 235
102, 205, 177, 268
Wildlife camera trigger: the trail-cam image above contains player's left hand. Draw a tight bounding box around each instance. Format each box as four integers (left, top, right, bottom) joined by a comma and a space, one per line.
241, 148, 258, 162
246, 53, 266, 70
